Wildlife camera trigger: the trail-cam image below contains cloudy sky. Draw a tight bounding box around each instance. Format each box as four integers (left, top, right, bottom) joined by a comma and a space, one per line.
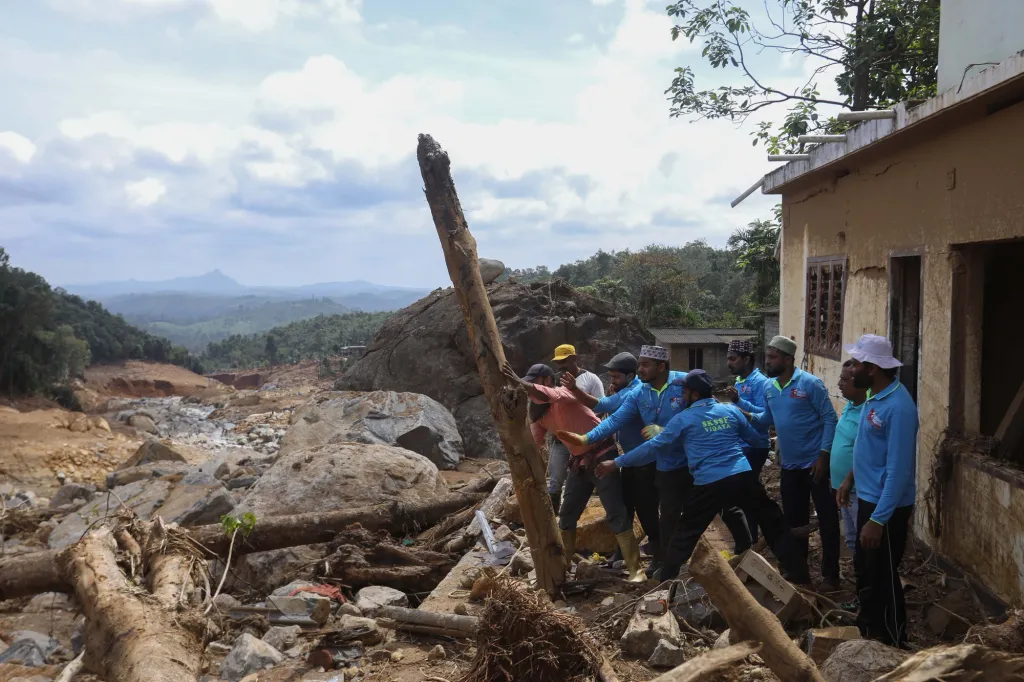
0, 0, 823, 289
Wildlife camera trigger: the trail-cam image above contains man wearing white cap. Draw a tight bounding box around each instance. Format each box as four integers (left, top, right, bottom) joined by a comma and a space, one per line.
844, 334, 918, 648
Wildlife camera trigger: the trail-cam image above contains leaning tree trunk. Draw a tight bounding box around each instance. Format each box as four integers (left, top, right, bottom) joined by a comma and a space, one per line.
417, 133, 566, 592
58, 523, 207, 682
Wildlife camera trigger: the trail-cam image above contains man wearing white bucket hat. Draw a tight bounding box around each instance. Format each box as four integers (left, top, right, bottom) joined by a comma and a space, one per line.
844, 333, 918, 648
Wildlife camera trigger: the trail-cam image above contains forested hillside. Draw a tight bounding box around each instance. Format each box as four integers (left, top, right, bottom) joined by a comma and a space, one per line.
201, 311, 392, 371
0, 248, 200, 400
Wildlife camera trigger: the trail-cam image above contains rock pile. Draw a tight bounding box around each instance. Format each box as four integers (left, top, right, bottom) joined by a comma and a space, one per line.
340, 279, 652, 459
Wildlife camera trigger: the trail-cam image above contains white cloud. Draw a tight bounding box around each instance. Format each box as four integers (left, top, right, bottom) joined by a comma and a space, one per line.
567, 33, 585, 44
0, 131, 37, 163
124, 177, 167, 206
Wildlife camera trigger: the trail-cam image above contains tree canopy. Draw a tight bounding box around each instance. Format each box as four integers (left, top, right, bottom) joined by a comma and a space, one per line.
665, 0, 940, 152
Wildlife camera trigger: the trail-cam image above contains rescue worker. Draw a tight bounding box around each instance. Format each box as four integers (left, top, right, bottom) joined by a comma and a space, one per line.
580, 370, 810, 583
501, 361, 645, 582
724, 339, 772, 549
744, 336, 840, 589
844, 334, 917, 648
564, 351, 661, 576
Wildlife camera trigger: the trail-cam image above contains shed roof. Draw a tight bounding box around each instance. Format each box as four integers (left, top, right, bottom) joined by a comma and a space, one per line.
650, 328, 755, 345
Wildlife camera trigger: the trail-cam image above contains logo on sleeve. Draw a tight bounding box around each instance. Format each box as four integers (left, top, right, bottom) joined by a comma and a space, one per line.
866, 408, 884, 430
670, 396, 686, 410
789, 388, 809, 400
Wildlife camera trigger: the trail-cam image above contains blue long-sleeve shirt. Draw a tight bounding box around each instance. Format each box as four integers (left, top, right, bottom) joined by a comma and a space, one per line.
749, 368, 838, 469
734, 368, 771, 449
616, 399, 759, 484
583, 371, 689, 471
853, 380, 918, 524
594, 376, 645, 453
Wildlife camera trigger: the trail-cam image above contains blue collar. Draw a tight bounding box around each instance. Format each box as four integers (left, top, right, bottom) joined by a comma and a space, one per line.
867, 379, 901, 402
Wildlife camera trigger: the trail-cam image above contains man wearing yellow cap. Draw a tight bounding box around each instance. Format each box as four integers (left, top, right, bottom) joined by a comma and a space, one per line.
551, 344, 605, 401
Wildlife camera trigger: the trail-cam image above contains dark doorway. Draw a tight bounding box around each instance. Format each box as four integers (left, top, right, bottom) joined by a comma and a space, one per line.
688, 347, 704, 370
980, 242, 1024, 439
889, 254, 923, 403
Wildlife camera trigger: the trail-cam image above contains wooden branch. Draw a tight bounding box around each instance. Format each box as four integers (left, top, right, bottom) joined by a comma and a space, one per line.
444, 477, 513, 552
376, 618, 472, 639
58, 528, 204, 682
689, 536, 824, 682
417, 134, 565, 593
0, 493, 483, 600
650, 642, 761, 681
377, 605, 479, 632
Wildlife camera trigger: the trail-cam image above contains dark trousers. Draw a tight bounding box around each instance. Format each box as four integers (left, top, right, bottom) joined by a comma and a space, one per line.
660, 471, 810, 583
622, 463, 661, 558
655, 467, 693, 566
780, 466, 841, 580
855, 500, 913, 647
558, 454, 632, 535
741, 447, 771, 541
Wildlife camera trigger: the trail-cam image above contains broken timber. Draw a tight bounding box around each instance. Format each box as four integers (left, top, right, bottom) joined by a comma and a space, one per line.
417, 133, 565, 592
689, 536, 825, 682
650, 642, 761, 682
0, 493, 483, 600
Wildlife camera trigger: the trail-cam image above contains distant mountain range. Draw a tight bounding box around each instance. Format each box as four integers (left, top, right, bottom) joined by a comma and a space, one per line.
61, 270, 431, 352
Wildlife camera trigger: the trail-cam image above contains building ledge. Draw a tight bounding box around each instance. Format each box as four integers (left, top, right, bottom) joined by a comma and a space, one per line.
763, 50, 1024, 195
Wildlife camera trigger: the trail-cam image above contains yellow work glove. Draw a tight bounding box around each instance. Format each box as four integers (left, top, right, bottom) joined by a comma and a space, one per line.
641, 424, 664, 440
555, 431, 588, 448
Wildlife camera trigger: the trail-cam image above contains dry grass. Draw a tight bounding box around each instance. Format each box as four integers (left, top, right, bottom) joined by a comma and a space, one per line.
460, 575, 604, 682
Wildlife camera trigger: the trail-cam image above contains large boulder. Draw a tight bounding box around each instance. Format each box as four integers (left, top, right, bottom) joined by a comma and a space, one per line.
234, 442, 449, 518
821, 640, 910, 682
49, 479, 173, 549
339, 280, 652, 459
281, 391, 464, 470
118, 439, 188, 470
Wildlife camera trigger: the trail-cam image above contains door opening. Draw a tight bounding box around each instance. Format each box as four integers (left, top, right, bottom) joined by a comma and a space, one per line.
889, 254, 923, 403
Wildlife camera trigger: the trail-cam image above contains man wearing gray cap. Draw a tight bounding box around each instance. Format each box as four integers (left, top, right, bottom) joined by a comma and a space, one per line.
744, 335, 840, 590
845, 334, 918, 647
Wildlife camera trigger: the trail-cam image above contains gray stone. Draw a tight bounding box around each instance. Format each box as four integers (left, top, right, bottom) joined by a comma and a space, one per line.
280, 391, 464, 470
648, 639, 687, 669
670, 580, 724, 629
128, 414, 158, 434
9, 631, 62, 658
271, 580, 318, 597
337, 602, 362, 617
713, 628, 733, 650
478, 258, 506, 285
335, 615, 382, 645
233, 545, 325, 593
821, 640, 910, 682
226, 476, 259, 490
49, 479, 174, 549
0, 640, 47, 667
71, 615, 85, 655
106, 462, 193, 488
23, 592, 74, 612
234, 443, 449, 518
49, 482, 96, 508
220, 633, 284, 682
339, 281, 650, 459
119, 439, 188, 469
154, 481, 236, 526
354, 585, 408, 616
619, 590, 681, 658
262, 625, 301, 652
213, 593, 242, 612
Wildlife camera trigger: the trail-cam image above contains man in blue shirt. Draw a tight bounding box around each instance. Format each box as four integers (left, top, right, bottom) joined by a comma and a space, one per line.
725, 338, 772, 550
745, 336, 840, 590
845, 334, 918, 648
584, 370, 811, 584
558, 345, 691, 578
565, 351, 661, 574
833, 360, 867, 555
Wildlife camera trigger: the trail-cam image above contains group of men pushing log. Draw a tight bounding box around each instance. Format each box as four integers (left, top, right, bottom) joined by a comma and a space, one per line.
502, 332, 919, 649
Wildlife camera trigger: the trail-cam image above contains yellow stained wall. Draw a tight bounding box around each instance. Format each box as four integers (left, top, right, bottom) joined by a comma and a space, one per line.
778, 100, 1024, 602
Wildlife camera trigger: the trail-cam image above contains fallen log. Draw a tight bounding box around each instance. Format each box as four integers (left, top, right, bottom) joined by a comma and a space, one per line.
649, 642, 761, 682
378, 605, 479, 632
418, 133, 565, 593
0, 493, 483, 600
420, 503, 481, 549
688, 536, 824, 682
376, 618, 472, 639
59, 524, 207, 682
445, 477, 513, 552
874, 643, 1024, 680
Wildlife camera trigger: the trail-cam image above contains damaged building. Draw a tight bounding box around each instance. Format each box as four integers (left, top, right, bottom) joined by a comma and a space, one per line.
741, 0, 1024, 605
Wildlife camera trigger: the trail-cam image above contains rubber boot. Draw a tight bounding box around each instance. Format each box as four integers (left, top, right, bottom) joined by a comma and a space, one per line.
615, 531, 646, 583
548, 491, 561, 516
560, 529, 576, 563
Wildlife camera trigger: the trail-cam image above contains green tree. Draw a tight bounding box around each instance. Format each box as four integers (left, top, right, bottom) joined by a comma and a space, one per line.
36, 325, 91, 383
665, 0, 940, 153
577, 277, 630, 308
265, 334, 279, 367
727, 206, 783, 305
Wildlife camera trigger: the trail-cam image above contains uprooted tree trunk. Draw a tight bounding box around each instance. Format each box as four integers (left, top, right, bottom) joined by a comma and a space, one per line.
688, 536, 824, 682
318, 527, 458, 592
417, 133, 565, 593
0, 493, 483, 600
58, 520, 209, 682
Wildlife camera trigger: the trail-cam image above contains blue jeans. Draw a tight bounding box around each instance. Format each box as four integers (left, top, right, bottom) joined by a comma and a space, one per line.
548, 438, 571, 496
838, 493, 859, 553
